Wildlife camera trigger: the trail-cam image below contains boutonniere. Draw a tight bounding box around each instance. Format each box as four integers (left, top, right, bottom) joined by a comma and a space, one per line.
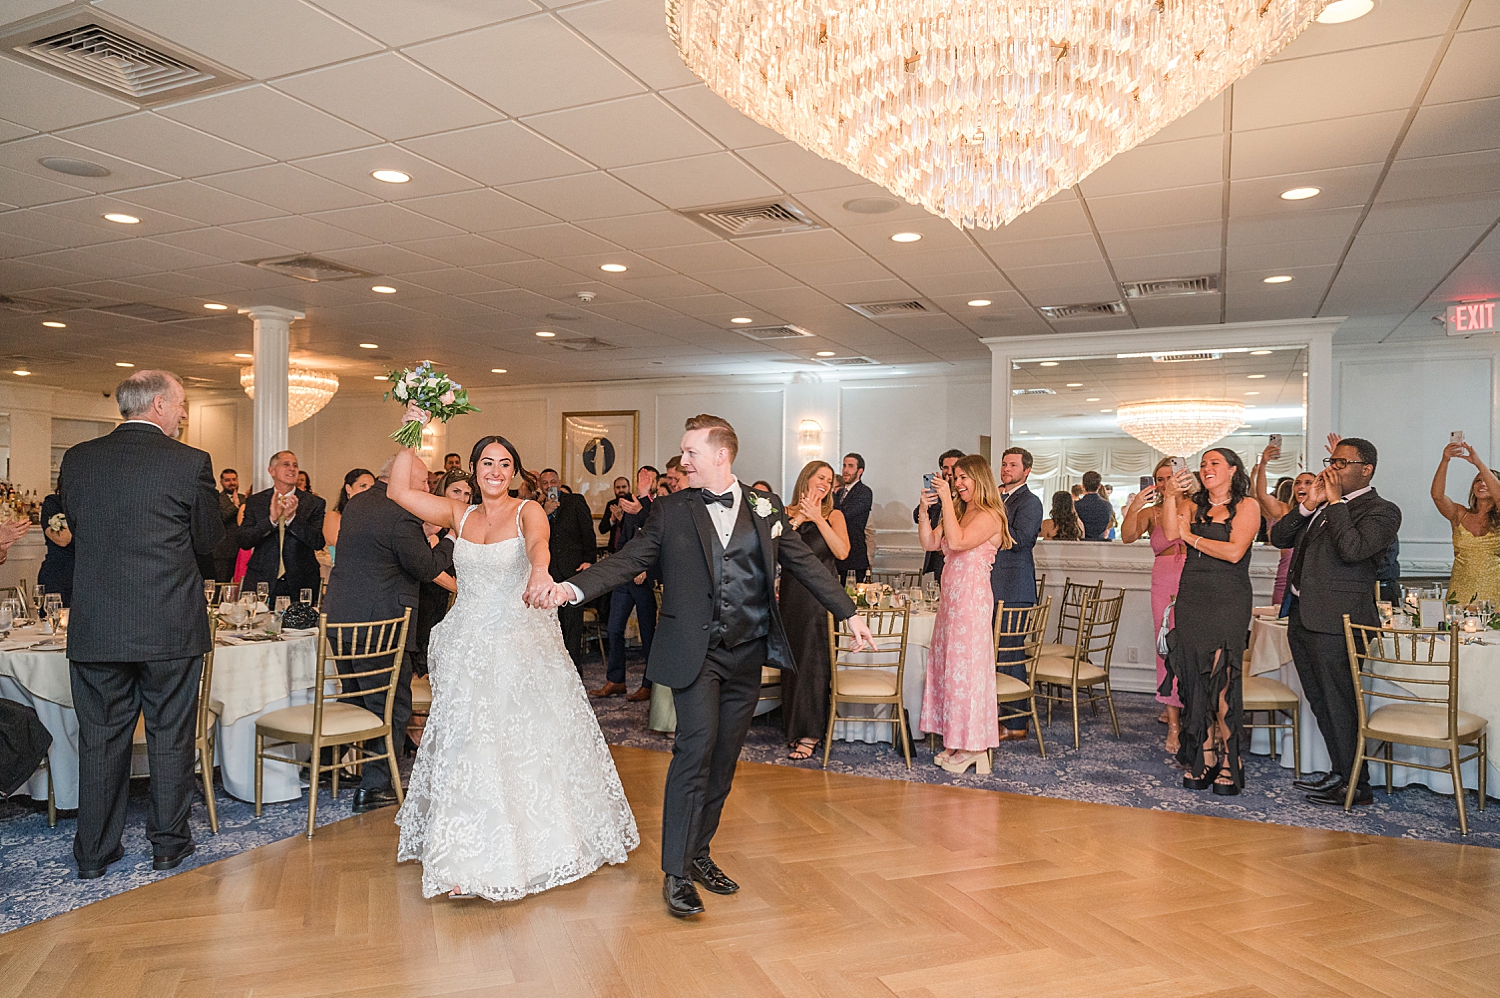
752, 496, 776, 519
47, 513, 67, 533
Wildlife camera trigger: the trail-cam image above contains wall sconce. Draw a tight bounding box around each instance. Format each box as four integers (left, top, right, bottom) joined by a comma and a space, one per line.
797, 418, 822, 459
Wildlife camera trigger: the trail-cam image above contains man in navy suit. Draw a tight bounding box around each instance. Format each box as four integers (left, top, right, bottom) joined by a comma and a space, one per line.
833, 453, 873, 583
991, 446, 1044, 740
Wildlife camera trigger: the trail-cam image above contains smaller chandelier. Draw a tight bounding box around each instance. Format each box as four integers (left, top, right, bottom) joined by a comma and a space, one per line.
1115, 399, 1245, 456
240, 366, 340, 426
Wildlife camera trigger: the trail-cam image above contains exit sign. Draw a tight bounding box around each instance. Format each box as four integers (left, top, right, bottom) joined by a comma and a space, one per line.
1447, 300, 1499, 336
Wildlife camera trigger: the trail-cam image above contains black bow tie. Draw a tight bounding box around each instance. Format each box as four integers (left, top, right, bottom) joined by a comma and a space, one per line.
702, 489, 734, 508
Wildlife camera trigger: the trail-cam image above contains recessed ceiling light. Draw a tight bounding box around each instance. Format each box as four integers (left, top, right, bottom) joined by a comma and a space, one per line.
1302, 371, 1309, 377
600, 263, 628, 273
1250, 349, 1273, 356
203, 302, 228, 310
1017, 429, 1029, 434
967, 299, 991, 307
1263, 275, 1293, 284
373, 375, 387, 381
39, 156, 110, 178
13, 369, 31, 377
1066, 382, 1083, 387
234, 353, 253, 359
890, 232, 922, 242
535, 330, 555, 338
1316, 0, 1375, 24
371, 170, 410, 184
815, 351, 836, 357
491, 368, 507, 374
1246, 391, 1260, 395
730, 317, 753, 324
115, 361, 134, 368
1100, 408, 1112, 413
103, 212, 139, 224
1039, 361, 1058, 367
1248, 374, 1266, 379
1086, 397, 1101, 402
359, 343, 379, 349
371, 285, 397, 294
1246, 404, 1258, 409
1280, 186, 1322, 201
42, 320, 66, 328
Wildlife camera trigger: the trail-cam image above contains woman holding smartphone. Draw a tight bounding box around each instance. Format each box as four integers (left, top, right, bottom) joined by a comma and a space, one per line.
1431, 439, 1500, 605
1120, 457, 1184, 754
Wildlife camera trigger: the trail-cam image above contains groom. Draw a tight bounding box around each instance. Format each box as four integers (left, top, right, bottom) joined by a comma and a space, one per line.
535, 414, 872, 917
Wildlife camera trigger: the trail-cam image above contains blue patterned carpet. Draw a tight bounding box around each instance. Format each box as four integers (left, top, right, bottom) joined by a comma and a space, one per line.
4, 649, 1495, 933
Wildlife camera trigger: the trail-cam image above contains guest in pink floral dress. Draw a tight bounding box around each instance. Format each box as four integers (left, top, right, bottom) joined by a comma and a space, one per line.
919, 454, 1013, 775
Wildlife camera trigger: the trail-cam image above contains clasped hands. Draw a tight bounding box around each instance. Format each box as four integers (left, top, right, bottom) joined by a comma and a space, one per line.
524, 574, 574, 609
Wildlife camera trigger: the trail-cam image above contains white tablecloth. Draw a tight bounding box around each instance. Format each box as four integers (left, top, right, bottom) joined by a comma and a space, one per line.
832, 611, 936, 744
1245, 613, 1500, 795
0, 631, 321, 807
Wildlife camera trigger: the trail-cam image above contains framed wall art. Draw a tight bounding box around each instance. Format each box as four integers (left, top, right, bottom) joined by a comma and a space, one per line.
561, 410, 639, 518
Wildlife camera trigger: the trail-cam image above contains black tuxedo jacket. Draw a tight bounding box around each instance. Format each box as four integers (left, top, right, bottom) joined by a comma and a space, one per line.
568, 486, 857, 688
1269, 487, 1402, 635
547, 491, 596, 582
991, 484, 1043, 606
58, 422, 224, 662
238, 486, 326, 596
833, 480, 873, 575
322, 482, 445, 649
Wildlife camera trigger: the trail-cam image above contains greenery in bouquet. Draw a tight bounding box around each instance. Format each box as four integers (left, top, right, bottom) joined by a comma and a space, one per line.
384, 361, 480, 447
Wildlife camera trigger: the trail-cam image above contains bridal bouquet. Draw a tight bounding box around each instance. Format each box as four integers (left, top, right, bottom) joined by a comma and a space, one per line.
385, 361, 480, 448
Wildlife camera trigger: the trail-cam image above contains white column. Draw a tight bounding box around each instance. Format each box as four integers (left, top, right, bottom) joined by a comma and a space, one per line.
988, 341, 1013, 451
238, 306, 303, 492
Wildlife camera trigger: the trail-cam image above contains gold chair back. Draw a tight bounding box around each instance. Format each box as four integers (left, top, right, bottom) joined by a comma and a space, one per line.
1034, 589, 1125, 748
1053, 577, 1103, 647
823, 607, 912, 769
994, 598, 1052, 757
197, 609, 219, 833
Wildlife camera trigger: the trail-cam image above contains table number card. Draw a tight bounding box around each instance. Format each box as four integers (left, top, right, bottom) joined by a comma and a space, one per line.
1418, 598, 1447, 630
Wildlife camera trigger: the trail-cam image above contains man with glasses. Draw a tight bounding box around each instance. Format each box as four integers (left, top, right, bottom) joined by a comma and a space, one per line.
1269, 437, 1401, 808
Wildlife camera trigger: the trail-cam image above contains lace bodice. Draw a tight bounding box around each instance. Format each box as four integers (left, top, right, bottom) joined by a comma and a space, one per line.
450, 501, 533, 613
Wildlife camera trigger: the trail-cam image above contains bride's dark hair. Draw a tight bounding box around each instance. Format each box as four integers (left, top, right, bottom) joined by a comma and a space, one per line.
468, 435, 524, 502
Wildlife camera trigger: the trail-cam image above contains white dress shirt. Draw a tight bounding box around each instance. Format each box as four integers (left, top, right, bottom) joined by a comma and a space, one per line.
122, 418, 165, 433
703, 478, 742, 547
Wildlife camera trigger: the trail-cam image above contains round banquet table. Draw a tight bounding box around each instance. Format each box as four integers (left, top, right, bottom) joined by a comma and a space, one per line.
0, 625, 321, 809
831, 610, 936, 744
1245, 611, 1500, 796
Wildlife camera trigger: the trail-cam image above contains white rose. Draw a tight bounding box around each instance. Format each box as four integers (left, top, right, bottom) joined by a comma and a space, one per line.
394, 382, 408, 400
753, 497, 773, 517
424, 377, 440, 389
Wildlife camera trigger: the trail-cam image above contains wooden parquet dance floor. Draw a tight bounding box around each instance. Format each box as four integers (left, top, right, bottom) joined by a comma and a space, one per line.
6, 746, 1500, 998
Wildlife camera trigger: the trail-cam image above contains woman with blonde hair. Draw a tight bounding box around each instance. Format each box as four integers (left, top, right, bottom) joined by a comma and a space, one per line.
919, 454, 1013, 775
1121, 456, 1186, 753
779, 460, 851, 760
1432, 440, 1500, 604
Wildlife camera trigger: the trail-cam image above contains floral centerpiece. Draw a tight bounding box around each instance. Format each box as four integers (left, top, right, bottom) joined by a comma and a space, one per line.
385, 361, 479, 447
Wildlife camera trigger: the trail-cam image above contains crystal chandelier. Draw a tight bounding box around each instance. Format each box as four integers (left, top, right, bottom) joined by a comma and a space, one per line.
668, 1, 1323, 229
239, 366, 340, 426
1115, 399, 1244, 456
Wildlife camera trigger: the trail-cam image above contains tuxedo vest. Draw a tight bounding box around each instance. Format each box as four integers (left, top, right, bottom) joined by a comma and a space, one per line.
709, 498, 772, 650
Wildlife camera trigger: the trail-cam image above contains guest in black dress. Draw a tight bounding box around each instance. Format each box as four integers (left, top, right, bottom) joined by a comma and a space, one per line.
1161, 447, 1260, 795
413, 470, 469, 677
778, 461, 851, 761
37, 492, 75, 607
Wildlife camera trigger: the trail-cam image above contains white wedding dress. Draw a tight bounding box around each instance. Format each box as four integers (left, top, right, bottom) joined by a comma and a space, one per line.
395, 500, 638, 900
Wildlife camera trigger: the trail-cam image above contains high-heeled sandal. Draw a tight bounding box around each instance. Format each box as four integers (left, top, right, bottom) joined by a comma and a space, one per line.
937, 750, 992, 776
1182, 744, 1221, 791
1211, 739, 1240, 796
787, 738, 818, 761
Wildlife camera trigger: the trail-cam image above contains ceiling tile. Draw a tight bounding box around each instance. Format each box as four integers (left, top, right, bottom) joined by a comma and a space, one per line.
694, 266, 802, 294
310, 0, 538, 46
501, 172, 661, 220
28, 245, 160, 281
0, 258, 76, 292
309, 203, 463, 242
405, 14, 644, 117
35, 195, 200, 237
275, 54, 503, 142
606, 274, 714, 298
0, 135, 177, 193
1235, 38, 1441, 131
1401, 96, 1500, 159
1100, 222, 1221, 260
640, 240, 760, 273
559, 0, 702, 89
401, 121, 592, 187
741, 229, 861, 267
97, 0, 382, 78
200, 164, 377, 215
1231, 110, 1404, 179
319, 244, 446, 277
1228, 206, 1363, 246
1140, 95, 1226, 146
779, 257, 892, 286
160, 87, 381, 162
1227, 238, 1347, 271
151, 226, 296, 262
492, 224, 619, 258
0, 58, 136, 131
1079, 135, 1223, 198
1111, 250, 1223, 285
390, 268, 510, 296
1003, 261, 1119, 302
1361, 192, 1500, 233
1378, 149, 1500, 201
659, 85, 785, 149
399, 233, 530, 267
525, 95, 720, 168
60, 113, 273, 177
401, 188, 555, 231
292, 145, 480, 201
1344, 224, 1489, 265
0, 117, 35, 143
118, 181, 286, 226
1082, 184, 1224, 232
1323, 259, 1456, 312
1424, 26, 1500, 104
1272, 0, 1457, 59
736, 143, 867, 193
911, 274, 1021, 300
575, 211, 717, 249
226, 215, 376, 253
611, 153, 782, 209
1230, 164, 1382, 215
0, 208, 122, 248
0, 165, 93, 207
982, 233, 1104, 271
880, 245, 998, 278
815, 278, 920, 304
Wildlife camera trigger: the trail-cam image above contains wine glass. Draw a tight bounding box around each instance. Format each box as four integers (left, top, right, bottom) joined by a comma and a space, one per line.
300, 588, 313, 606
224, 600, 247, 632
32, 584, 45, 620
256, 581, 270, 606
203, 579, 217, 605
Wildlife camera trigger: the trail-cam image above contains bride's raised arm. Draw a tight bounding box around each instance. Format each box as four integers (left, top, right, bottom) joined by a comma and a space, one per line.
388, 444, 462, 529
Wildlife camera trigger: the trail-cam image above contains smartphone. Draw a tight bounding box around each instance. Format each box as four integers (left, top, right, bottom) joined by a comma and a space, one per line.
547, 486, 559, 502
1169, 456, 1187, 477
922, 472, 937, 492
1269, 433, 1282, 450
1139, 475, 1154, 491
1452, 430, 1466, 445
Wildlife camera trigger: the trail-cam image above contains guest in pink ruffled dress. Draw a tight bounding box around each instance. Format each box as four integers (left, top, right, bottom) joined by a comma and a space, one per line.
919, 455, 1013, 776
1121, 458, 1185, 754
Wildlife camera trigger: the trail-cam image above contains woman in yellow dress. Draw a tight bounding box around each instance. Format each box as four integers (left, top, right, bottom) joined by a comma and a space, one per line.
1431, 440, 1500, 604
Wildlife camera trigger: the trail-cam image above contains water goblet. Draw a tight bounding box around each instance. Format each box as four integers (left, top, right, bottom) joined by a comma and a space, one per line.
300, 588, 313, 606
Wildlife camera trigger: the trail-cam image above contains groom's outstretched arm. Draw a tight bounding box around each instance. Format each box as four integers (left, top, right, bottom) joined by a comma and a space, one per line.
776, 513, 858, 620
564, 502, 666, 604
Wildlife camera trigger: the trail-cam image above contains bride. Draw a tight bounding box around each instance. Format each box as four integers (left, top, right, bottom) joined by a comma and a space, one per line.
385, 420, 638, 901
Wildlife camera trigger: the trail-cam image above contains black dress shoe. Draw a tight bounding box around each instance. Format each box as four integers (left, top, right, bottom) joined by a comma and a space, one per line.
689, 856, 739, 895
152, 841, 196, 871
77, 844, 125, 880
1292, 772, 1341, 793
1306, 784, 1374, 807
662, 874, 705, 917
352, 787, 399, 813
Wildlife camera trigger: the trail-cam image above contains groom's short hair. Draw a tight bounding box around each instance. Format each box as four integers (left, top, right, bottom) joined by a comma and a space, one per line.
685, 414, 738, 461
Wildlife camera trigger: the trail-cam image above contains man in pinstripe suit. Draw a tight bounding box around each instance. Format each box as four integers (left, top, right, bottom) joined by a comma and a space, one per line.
59, 370, 224, 879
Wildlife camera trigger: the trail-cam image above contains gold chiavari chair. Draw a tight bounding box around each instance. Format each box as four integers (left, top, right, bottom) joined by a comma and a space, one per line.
255, 609, 411, 838
1040, 577, 1103, 657
1033, 590, 1125, 749
1343, 616, 1487, 834
994, 598, 1052, 758
1242, 650, 1302, 779
823, 607, 912, 769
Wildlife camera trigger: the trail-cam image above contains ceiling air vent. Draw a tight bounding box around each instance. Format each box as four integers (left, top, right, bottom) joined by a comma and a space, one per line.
1121, 275, 1220, 299
1038, 301, 1128, 320
736, 324, 814, 341
1, 9, 245, 104
680, 198, 824, 239
845, 299, 934, 318
93, 302, 199, 323
548, 337, 619, 353
817, 355, 878, 367
1151, 351, 1222, 363
1011, 387, 1056, 396
250, 255, 373, 283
